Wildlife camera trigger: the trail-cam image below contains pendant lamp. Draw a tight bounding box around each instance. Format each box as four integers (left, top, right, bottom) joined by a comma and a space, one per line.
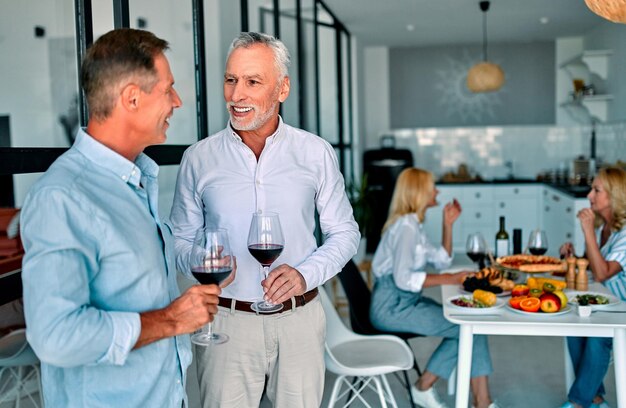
584, 0, 626, 23
466, 1, 505, 93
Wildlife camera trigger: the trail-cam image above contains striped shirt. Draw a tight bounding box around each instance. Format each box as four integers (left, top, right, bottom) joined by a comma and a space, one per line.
599, 225, 626, 300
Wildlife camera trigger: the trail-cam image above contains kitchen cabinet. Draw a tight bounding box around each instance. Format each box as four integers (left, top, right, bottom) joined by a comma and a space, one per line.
541, 186, 588, 257
424, 184, 540, 254
423, 183, 585, 259
494, 185, 541, 251
542, 187, 575, 257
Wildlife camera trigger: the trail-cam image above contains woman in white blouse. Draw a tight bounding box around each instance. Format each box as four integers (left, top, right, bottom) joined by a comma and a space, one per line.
370, 167, 498, 408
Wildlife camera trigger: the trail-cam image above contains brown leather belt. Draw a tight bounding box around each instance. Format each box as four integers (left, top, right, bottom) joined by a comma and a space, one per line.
218, 288, 319, 315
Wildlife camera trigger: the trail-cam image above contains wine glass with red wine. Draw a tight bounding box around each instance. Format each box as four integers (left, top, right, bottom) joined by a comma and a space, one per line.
466, 232, 487, 269
190, 227, 233, 345
528, 229, 548, 255
247, 212, 285, 313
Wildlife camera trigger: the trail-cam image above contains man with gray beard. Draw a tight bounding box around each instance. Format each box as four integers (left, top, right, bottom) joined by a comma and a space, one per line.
169, 32, 359, 407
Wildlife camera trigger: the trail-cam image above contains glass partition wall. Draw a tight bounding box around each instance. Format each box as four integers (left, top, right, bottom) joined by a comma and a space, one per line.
0, 0, 355, 211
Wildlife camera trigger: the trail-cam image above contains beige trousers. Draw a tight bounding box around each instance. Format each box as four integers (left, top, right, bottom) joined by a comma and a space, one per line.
195, 297, 326, 408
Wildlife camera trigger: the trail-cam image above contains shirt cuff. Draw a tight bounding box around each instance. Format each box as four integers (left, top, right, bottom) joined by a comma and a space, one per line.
94, 311, 141, 366
406, 271, 427, 292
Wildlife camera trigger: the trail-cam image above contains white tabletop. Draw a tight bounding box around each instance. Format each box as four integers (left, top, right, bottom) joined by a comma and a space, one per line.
441, 272, 626, 408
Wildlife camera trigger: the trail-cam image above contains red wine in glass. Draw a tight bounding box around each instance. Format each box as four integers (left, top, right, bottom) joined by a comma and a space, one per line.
190, 227, 233, 346
247, 212, 285, 313
466, 252, 486, 268
248, 244, 284, 267
528, 229, 548, 256
192, 266, 233, 285
466, 233, 488, 269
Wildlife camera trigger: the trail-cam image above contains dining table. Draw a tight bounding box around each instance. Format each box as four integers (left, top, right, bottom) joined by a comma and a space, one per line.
442, 270, 626, 408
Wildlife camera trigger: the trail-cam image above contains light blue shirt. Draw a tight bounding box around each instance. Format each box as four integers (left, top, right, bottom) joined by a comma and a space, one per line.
170, 118, 360, 301
598, 225, 626, 300
372, 214, 453, 293
20, 129, 191, 408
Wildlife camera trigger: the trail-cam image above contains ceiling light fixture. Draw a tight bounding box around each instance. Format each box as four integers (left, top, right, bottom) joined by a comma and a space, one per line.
584, 0, 626, 23
466, 1, 505, 93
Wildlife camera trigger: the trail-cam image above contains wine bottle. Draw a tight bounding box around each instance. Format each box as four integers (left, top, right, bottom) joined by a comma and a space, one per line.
495, 216, 509, 257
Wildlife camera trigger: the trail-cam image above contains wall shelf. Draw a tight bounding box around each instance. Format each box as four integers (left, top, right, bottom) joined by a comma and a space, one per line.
559, 49, 613, 81
559, 49, 613, 123
559, 94, 613, 122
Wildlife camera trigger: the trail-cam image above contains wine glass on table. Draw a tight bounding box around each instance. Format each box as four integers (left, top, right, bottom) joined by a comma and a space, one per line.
247, 212, 285, 313
466, 232, 487, 270
528, 229, 548, 255
190, 227, 233, 345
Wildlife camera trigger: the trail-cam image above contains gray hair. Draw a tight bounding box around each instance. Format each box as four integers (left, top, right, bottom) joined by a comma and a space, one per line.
228, 32, 291, 79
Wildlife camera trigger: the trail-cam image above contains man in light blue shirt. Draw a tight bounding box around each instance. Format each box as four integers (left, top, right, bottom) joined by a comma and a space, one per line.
20, 29, 223, 408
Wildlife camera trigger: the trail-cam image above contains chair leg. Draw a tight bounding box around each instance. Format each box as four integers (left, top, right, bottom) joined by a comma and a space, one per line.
402, 370, 416, 408
372, 376, 389, 408
327, 376, 344, 408
345, 376, 363, 406
403, 338, 422, 376
380, 374, 401, 408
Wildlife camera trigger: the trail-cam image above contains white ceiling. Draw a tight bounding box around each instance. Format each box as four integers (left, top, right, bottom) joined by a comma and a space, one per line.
322, 0, 609, 47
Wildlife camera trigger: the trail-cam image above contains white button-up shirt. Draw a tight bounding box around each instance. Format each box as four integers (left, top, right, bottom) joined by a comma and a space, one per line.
372, 213, 452, 293
169, 118, 360, 301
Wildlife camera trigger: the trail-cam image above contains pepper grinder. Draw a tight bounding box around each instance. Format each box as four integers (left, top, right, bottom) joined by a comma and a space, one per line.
566, 257, 577, 289
575, 258, 589, 291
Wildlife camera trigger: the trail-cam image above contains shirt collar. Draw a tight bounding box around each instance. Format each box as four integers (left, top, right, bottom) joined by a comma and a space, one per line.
227, 115, 284, 144
73, 128, 158, 187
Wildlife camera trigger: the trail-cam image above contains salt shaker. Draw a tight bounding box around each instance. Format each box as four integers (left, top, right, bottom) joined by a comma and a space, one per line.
575, 258, 589, 291
566, 257, 577, 289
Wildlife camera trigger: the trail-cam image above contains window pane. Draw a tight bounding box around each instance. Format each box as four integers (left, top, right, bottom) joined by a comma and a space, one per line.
279, 0, 300, 128
318, 25, 338, 145
130, 0, 197, 144
0, 0, 79, 148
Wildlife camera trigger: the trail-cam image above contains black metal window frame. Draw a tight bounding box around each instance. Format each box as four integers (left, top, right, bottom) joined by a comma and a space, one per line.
0, 0, 354, 179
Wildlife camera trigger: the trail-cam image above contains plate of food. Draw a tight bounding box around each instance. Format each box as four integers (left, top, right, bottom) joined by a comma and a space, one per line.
505, 303, 572, 317
567, 291, 620, 309
495, 254, 567, 274
462, 267, 515, 296
447, 292, 505, 314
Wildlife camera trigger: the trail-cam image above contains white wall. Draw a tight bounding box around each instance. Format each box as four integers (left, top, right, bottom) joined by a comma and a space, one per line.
363, 47, 390, 149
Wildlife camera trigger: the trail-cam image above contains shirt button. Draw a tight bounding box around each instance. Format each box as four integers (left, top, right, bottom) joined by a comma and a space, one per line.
131, 169, 136, 175
122, 175, 128, 181
258, 209, 262, 214
256, 180, 261, 185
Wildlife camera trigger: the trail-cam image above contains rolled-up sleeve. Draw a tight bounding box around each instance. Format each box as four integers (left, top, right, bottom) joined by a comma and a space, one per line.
21, 188, 140, 368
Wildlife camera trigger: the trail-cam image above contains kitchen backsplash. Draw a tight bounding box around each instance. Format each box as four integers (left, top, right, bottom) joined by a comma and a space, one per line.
389, 121, 626, 181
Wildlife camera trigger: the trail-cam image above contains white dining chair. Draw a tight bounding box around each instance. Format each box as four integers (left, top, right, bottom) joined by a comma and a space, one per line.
320, 286, 414, 408
0, 328, 43, 408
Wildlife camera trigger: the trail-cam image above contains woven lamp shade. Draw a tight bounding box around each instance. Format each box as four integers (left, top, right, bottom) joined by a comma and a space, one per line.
466, 62, 505, 93
584, 0, 626, 23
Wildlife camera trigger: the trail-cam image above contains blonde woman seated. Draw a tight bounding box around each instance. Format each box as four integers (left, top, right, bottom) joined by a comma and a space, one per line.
369, 167, 498, 408
558, 166, 626, 408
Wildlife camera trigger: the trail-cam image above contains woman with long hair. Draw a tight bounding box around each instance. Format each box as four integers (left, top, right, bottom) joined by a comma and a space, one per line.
369, 167, 498, 408
559, 166, 626, 408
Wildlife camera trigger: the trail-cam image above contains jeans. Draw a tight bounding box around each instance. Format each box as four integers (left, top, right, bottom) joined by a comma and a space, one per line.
567, 336, 613, 408
370, 275, 493, 379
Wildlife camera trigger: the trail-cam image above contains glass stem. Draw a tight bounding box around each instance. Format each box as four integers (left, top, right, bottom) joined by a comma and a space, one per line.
206, 322, 213, 339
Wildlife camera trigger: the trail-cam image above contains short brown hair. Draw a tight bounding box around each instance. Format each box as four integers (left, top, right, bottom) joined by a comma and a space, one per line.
81, 28, 169, 120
